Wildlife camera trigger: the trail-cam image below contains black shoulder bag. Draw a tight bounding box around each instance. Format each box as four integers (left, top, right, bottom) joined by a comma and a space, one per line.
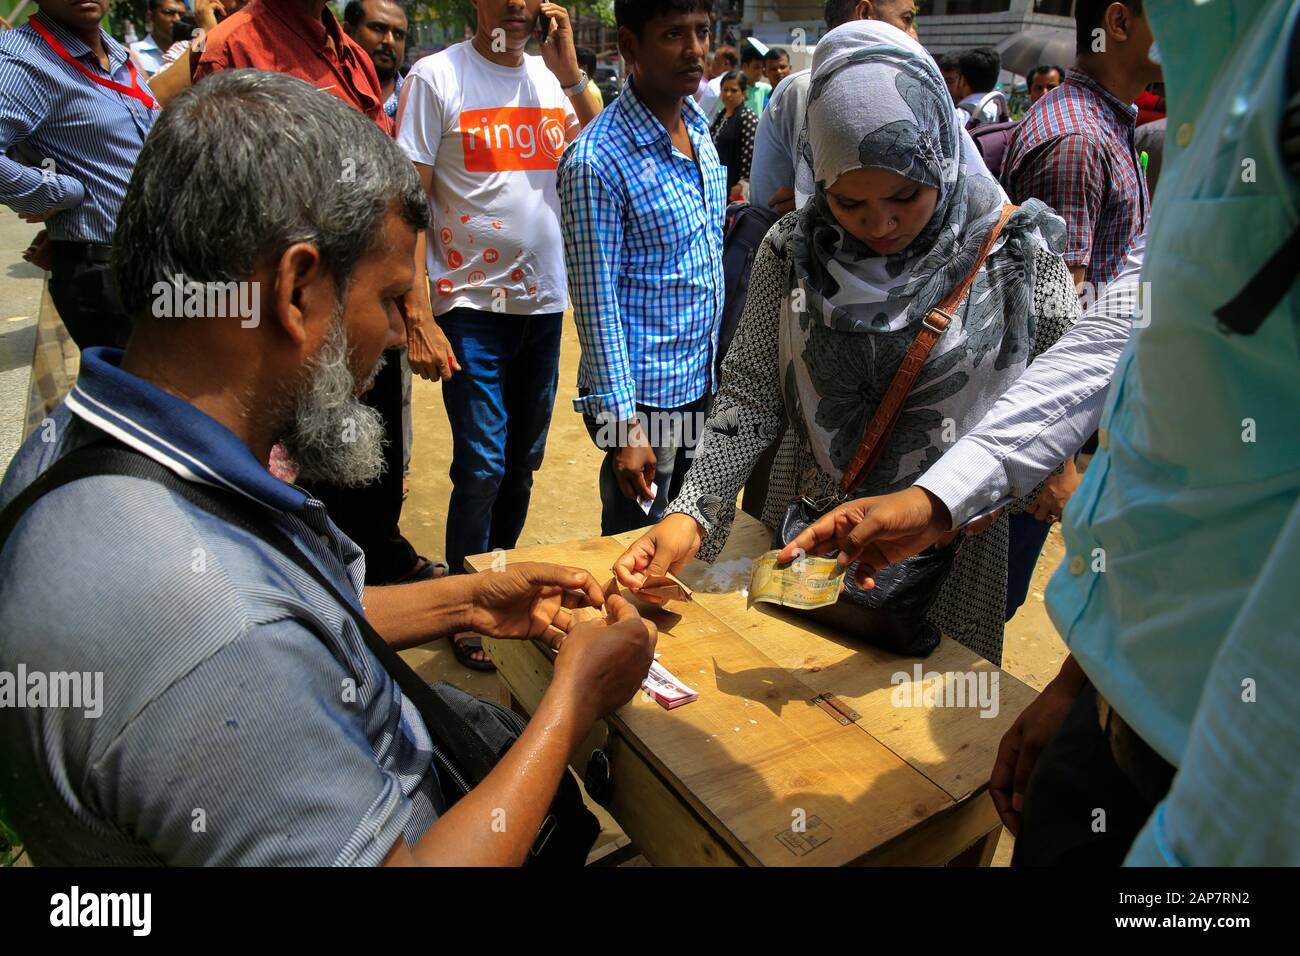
0, 436, 600, 866
776, 204, 1018, 658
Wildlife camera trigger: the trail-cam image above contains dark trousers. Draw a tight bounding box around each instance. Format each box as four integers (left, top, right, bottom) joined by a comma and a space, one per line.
300, 347, 417, 585
1005, 510, 1053, 620
48, 242, 133, 350
1012, 683, 1168, 866
439, 308, 562, 575
581, 393, 711, 537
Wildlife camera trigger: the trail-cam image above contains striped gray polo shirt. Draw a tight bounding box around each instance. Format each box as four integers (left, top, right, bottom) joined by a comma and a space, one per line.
0, 348, 442, 864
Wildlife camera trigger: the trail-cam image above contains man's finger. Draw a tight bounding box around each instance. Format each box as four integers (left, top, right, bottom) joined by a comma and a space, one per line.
1011, 740, 1042, 813
613, 543, 649, 589
551, 606, 574, 633
604, 592, 638, 622
540, 625, 567, 652
777, 514, 840, 562
558, 567, 603, 607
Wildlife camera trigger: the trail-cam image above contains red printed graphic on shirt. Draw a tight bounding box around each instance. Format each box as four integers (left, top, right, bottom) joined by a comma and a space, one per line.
461, 107, 568, 172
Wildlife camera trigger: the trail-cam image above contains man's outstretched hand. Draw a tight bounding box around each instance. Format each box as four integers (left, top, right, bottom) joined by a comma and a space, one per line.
466, 562, 605, 644
776, 486, 956, 588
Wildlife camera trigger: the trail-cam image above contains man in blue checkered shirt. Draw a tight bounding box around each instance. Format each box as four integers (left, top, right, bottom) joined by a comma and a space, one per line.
559, 0, 725, 535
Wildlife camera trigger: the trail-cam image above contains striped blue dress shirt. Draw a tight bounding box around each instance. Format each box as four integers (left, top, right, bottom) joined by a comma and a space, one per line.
0, 348, 442, 864
559, 79, 726, 423
0, 13, 156, 244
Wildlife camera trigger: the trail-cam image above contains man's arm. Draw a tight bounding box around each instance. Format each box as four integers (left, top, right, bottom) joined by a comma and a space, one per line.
916, 232, 1144, 529
1125, 494, 1300, 865
362, 576, 474, 649
149, 46, 193, 108
747, 73, 799, 211
559, 157, 635, 424
0, 59, 85, 218
779, 233, 1144, 570
539, 2, 598, 129
392, 73, 459, 380
385, 594, 655, 866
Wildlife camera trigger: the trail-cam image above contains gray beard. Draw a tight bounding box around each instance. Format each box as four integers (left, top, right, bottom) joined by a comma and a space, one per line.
278, 314, 388, 488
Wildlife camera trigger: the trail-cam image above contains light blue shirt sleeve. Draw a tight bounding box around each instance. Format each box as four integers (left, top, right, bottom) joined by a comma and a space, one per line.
1124, 492, 1300, 865
916, 233, 1145, 528
748, 71, 806, 211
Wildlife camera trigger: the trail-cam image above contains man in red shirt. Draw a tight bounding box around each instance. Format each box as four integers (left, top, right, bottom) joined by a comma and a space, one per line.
196, 0, 390, 133
193, 0, 434, 585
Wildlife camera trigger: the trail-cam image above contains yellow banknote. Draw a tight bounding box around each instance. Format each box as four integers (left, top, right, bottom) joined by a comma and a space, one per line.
748, 550, 846, 610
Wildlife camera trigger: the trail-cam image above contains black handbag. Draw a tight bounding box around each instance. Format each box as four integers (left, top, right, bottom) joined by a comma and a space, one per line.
775, 204, 1018, 658
0, 437, 600, 866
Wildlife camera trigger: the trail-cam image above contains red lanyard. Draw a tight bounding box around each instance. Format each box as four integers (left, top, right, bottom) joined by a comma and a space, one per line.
29, 17, 158, 111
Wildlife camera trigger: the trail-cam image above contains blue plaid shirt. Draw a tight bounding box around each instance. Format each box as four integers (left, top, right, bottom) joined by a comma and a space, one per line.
559, 79, 726, 422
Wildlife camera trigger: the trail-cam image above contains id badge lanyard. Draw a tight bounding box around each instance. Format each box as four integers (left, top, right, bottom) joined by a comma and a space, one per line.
29, 16, 158, 112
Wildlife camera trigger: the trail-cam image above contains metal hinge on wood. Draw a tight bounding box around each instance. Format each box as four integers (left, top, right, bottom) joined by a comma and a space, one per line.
812, 693, 860, 725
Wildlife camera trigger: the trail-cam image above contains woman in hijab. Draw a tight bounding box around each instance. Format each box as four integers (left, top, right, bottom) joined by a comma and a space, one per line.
710, 69, 759, 198
612, 20, 1080, 663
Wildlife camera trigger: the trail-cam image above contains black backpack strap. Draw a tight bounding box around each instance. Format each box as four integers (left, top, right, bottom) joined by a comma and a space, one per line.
0, 438, 497, 794
1215, 17, 1300, 334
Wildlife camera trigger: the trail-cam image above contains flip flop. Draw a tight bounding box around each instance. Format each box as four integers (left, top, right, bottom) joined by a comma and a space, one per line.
392, 556, 449, 585
452, 634, 496, 672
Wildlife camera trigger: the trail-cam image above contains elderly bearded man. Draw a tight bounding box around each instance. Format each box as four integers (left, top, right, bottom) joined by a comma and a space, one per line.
0, 71, 656, 866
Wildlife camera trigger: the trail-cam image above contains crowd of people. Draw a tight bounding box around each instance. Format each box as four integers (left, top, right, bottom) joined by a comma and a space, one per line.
0, 0, 1294, 867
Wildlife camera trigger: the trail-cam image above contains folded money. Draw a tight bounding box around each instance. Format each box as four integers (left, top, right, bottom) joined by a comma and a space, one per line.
623, 569, 694, 603
748, 550, 846, 610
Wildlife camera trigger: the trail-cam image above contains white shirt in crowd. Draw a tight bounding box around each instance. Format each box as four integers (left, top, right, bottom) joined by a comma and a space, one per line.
396, 41, 579, 317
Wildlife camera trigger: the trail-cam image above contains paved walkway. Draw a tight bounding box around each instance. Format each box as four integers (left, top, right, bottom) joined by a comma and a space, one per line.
0, 208, 45, 467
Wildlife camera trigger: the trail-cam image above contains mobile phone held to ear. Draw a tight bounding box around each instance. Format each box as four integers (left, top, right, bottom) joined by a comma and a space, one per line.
537, 11, 552, 44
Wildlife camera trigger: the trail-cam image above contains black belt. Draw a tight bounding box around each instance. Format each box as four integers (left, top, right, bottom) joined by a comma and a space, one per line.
1097, 691, 1175, 805
50, 240, 114, 265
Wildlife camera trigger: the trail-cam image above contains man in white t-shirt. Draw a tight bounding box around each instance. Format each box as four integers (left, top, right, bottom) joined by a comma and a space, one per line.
396, 0, 599, 669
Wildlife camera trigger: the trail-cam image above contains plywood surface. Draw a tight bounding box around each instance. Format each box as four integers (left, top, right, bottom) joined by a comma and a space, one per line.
469, 535, 953, 866
609, 512, 1038, 802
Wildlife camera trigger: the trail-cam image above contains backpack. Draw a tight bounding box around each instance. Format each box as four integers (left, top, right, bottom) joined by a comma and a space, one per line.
717, 201, 781, 380
960, 90, 1010, 130
968, 120, 1020, 182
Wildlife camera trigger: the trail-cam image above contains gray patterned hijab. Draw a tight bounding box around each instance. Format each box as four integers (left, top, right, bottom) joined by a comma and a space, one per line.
775, 20, 1067, 492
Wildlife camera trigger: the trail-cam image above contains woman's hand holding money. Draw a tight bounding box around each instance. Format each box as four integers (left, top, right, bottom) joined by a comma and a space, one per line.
776, 487, 953, 589
613, 513, 704, 602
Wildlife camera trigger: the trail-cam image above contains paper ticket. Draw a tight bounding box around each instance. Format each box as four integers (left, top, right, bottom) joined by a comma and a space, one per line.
748, 550, 846, 610
642, 660, 698, 710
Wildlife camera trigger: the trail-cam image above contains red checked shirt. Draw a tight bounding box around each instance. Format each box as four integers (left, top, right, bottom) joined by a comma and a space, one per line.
194, 0, 391, 135
1002, 67, 1148, 288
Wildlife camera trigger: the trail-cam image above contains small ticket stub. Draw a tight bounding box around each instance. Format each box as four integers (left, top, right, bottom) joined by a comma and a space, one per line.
642, 660, 699, 709
637, 481, 658, 515
748, 550, 846, 610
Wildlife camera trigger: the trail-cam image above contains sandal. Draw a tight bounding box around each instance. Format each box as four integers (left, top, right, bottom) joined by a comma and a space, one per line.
452, 634, 496, 672
392, 556, 449, 585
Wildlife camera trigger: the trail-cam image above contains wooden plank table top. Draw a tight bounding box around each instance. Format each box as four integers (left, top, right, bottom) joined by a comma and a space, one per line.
468, 511, 1036, 866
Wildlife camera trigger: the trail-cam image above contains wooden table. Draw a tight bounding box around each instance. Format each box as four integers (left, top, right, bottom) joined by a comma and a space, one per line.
468, 512, 1036, 866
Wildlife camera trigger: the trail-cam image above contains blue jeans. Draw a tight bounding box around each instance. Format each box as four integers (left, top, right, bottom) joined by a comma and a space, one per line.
1006, 509, 1053, 621
440, 309, 562, 574
581, 394, 712, 536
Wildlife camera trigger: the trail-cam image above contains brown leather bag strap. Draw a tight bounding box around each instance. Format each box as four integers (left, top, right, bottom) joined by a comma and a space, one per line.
839, 202, 1019, 495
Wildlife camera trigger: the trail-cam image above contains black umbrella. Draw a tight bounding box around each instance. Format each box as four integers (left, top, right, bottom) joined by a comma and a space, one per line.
995, 27, 1075, 77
